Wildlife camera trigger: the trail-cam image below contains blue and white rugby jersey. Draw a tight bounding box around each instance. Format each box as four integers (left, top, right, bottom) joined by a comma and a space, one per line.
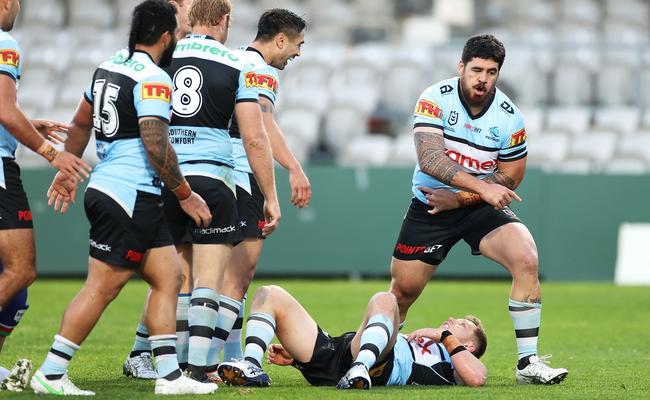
229, 46, 280, 175
165, 35, 259, 187
388, 335, 456, 386
411, 77, 527, 205
0, 29, 23, 161
84, 50, 173, 217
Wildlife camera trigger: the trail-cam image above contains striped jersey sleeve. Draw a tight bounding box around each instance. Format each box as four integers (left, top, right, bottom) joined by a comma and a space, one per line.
498, 112, 527, 161
413, 86, 444, 130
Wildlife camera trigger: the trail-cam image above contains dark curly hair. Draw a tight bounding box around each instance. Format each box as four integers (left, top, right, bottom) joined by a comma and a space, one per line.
461, 34, 506, 69
254, 8, 306, 42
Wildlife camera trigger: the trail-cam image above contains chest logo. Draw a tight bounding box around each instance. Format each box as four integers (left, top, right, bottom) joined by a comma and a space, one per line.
447, 110, 458, 126
500, 101, 514, 114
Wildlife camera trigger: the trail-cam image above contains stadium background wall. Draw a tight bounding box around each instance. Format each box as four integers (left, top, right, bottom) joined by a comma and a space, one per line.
22, 167, 648, 281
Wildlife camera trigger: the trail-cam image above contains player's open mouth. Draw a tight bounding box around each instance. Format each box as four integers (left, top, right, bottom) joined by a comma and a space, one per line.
474, 86, 486, 96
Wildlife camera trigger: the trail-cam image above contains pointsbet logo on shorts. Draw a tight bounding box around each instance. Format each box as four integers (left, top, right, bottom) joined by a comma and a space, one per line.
415, 99, 443, 119
142, 83, 172, 103
509, 128, 527, 147
0, 49, 19, 67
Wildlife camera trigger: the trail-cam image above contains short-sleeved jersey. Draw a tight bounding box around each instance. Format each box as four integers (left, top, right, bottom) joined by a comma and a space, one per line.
84, 49, 173, 217
388, 335, 456, 386
411, 77, 527, 205
166, 35, 258, 182
0, 29, 23, 159
229, 46, 280, 174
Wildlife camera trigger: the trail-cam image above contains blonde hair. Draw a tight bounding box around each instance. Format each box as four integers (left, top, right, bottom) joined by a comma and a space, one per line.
188, 0, 231, 28
465, 315, 488, 359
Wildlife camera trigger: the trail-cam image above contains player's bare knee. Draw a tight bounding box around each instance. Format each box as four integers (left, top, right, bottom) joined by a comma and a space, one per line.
368, 292, 397, 313
516, 251, 539, 277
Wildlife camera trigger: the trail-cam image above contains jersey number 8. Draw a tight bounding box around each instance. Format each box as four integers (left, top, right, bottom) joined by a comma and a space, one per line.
92, 79, 121, 137
172, 66, 203, 118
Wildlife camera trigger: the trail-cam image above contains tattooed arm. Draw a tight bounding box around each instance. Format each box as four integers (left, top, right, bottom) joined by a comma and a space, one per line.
414, 126, 520, 210
453, 158, 526, 207
139, 117, 211, 227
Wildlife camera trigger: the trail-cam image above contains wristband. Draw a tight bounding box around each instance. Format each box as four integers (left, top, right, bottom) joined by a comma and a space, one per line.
441, 330, 463, 354
450, 345, 467, 356
37, 141, 58, 163
172, 180, 191, 200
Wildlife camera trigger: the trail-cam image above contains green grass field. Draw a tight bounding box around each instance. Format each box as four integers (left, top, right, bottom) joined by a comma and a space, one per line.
1, 279, 649, 399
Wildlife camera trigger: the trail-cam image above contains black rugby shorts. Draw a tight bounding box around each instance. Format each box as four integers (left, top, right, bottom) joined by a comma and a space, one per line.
392, 197, 522, 265
0, 158, 33, 230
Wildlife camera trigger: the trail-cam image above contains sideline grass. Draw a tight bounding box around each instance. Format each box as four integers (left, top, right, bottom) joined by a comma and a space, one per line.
1, 279, 649, 399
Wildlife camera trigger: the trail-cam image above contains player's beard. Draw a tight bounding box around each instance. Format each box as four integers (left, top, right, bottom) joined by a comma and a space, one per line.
159, 38, 176, 68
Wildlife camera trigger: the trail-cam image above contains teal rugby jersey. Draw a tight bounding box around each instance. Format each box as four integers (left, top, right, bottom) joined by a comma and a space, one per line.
411, 77, 527, 205
84, 50, 173, 217
386, 335, 456, 386
0, 29, 23, 162
229, 46, 280, 175
166, 35, 259, 187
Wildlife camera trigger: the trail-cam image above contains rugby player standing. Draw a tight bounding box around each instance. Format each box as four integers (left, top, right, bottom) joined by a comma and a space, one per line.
123, 0, 280, 383
0, 0, 90, 325
206, 8, 310, 370
31, 0, 217, 395
388, 34, 568, 384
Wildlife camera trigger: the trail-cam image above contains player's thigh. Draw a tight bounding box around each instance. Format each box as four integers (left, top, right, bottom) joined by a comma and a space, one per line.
85, 256, 134, 300
0, 228, 35, 271
259, 285, 319, 363
389, 257, 437, 300
478, 222, 538, 275
192, 243, 232, 289
223, 238, 263, 295
139, 245, 182, 292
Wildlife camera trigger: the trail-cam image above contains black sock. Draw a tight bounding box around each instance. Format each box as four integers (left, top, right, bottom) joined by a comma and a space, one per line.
517, 355, 533, 370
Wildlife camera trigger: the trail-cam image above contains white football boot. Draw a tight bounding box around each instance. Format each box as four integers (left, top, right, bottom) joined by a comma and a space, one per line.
30, 370, 95, 396
516, 355, 568, 384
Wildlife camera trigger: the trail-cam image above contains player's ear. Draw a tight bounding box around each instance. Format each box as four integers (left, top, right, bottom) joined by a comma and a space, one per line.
464, 342, 476, 355
276, 32, 286, 50
457, 60, 464, 76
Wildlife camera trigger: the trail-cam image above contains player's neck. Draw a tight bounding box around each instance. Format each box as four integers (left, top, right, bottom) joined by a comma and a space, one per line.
133, 45, 160, 64
249, 42, 272, 65
192, 25, 226, 44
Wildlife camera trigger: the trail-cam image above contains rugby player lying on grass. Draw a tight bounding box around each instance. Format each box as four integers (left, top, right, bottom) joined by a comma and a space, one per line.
217, 285, 487, 389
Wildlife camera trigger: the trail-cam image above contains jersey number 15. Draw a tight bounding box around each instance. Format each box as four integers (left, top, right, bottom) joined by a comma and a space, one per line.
92, 79, 121, 137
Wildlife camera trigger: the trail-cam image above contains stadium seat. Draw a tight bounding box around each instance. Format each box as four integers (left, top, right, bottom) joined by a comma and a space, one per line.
20, 0, 65, 30
277, 108, 321, 148
616, 133, 650, 162
568, 131, 617, 163
383, 61, 428, 114
546, 107, 592, 136
603, 158, 648, 175
323, 107, 369, 153
553, 62, 593, 106
596, 64, 636, 106
559, 0, 601, 26
68, 0, 115, 29
593, 107, 640, 135
518, 107, 545, 137
526, 132, 570, 166
337, 134, 391, 166
387, 132, 417, 166
554, 158, 593, 174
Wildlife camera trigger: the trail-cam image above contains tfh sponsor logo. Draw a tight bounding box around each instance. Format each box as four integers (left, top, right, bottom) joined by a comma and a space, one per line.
509, 128, 527, 147
0, 49, 19, 67
142, 83, 172, 102
415, 100, 443, 119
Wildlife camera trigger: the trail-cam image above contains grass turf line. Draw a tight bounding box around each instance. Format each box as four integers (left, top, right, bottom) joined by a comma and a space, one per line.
1, 279, 649, 399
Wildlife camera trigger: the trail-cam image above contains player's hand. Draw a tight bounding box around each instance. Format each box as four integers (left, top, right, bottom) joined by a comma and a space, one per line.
261, 199, 281, 237
418, 186, 459, 215
288, 168, 311, 208
268, 344, 293, 366
407, 328, 444, 343
179, 191, 212, 228
32, 119, 69, 144
50, 151, 92, 183
47, 172, 78, 214
477, 183, 521, 209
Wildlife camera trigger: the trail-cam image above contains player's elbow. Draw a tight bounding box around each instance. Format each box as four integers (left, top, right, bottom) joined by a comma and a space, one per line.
464, 371, 488, 387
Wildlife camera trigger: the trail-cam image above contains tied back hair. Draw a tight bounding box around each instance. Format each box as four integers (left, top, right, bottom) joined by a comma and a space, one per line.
126, 0, 177, 61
